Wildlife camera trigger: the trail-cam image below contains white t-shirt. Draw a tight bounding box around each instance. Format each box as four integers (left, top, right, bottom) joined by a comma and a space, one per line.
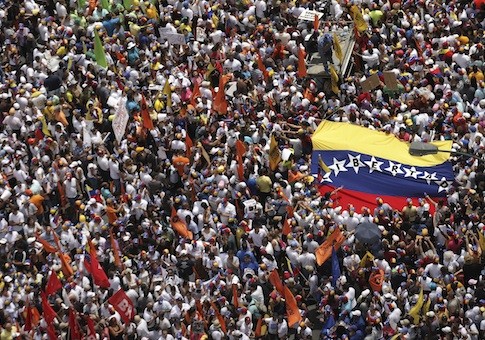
64, 178, 78, 199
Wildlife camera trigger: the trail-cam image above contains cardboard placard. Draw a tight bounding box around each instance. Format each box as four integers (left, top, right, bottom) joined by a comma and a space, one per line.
383, 71, 399, 90
360, 73, 380, 92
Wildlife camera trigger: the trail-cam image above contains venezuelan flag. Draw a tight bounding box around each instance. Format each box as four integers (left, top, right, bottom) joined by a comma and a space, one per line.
311, 121, 454, 210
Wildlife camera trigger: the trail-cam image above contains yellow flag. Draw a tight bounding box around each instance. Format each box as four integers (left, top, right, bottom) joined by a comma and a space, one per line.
478, 231, 485, 252
269, 135, 281, 171
359, 251, 374, 267
329, 64, 340, 94
163, 79, 172, 108
408, 288, 424, 324
423, 297, 431, 314
212, 14, 219, 29
40, 115, 52, 137
318, 154, 330, 173
350, 5, 368, 33
205, 63, 215, 80
333, 33, 343, 64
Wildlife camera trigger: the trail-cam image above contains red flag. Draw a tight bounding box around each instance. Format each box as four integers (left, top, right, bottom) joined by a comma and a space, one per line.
41, 291, 57, 323
255, 317, 263, 337
235, 140, 246, 181
88, 240, 110, 288
46, 323, 57, 340
110, 228, 122, 269
140, 95, 154, 130
86, 315, 97, 339
171, 205, 177, 219
186, 134, 193, 158
268, 269, 284, 295
190, 80, 201, 108
108, 289, 135, 323
36, 235, 58, 253
232, 284, 239, 308
369, 269, 385, 292
210, 302, 227, 334
282, 218, 291, 236
45, 271, 62, 296
213, 74, 230, 114
283, 285, 302, 327
69, 308, 82, 340
297, 47, 307, 78
313, 14, 320, 31
24, 299, 33, 332
256, 53, 269, 81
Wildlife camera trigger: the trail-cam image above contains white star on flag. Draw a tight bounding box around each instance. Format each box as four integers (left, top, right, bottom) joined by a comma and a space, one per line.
346, 154, 365, 174
384, 161, 404, 177
420, 171, 438, 185
364, 156, 384, 173
322, 171, 333, 183
403, 166, 422, 179
435, 177, 452, 193
328, 158, 348, 176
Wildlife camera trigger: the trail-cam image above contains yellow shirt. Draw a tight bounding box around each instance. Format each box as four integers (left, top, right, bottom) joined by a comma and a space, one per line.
256, 175, 272, 193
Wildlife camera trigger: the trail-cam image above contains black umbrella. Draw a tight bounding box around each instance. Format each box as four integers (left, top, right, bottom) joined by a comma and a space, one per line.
355, 221, 381, 244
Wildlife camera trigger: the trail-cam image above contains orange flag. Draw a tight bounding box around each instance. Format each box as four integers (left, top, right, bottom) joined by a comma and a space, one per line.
59, 251, 74, 278
171, 216, 194, 240
232, 284, 239, 308
283, 285, 302, 327
36, 235, 58, 253
213, 74, 230, 114
297, 47, 307, 78
140, 95, 154, 130
256, 52, 269, 81
110, 228, 122, 269
171, 205, 177, 219
282, 218, 291, 236
186, 134, 193, 158
314, 14, 320, 31
286, 205, 294, 218
210, 302, 227, 334
315, 228, 346, 266
52, 230, 62, 251
235, 139, 246, 181
268, 269, 284, 295
190, 80, 201, 107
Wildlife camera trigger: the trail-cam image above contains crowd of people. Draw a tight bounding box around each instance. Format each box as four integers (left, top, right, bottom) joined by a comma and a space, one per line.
1, 0, 485, 339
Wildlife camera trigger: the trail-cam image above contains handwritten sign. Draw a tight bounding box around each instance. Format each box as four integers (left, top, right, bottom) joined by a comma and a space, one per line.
298, 9, 324, 22
167, 33, 186, 45
112, 97, 129, 144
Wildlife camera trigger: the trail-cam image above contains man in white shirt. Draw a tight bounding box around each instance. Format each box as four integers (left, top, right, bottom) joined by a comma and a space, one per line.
217, 197, 237, 225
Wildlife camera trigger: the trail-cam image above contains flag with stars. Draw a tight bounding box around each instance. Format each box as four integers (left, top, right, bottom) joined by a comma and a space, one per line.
311, 121, 454, 211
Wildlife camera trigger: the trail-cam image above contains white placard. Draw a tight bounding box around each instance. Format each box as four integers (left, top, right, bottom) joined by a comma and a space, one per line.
167, 33, 186, 45
298, 9, 324, 22
112, 97, 129, 144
